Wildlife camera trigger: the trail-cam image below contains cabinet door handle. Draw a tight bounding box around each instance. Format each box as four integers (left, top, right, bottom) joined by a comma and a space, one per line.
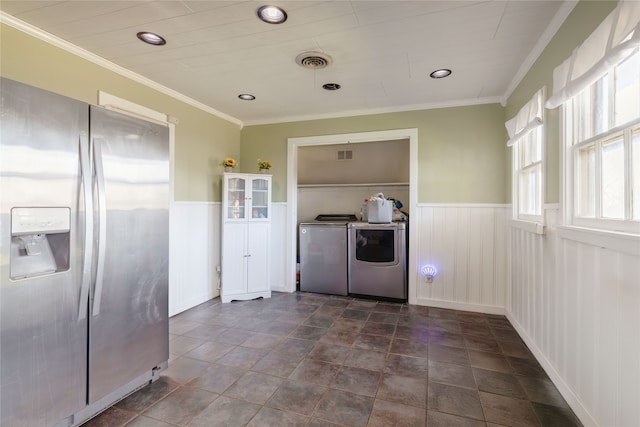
244, 254, 252, 257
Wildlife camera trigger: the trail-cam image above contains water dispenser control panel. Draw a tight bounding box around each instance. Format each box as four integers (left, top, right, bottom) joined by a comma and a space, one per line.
12, 207, 70, 235
10, 207, 71, 280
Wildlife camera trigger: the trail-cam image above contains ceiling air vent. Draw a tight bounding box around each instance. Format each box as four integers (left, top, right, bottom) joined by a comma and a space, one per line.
296, 51, 333, 69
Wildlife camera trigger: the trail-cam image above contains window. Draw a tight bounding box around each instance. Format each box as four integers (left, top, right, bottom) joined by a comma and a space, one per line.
546, 0, 639, 234
506, 88, 545, 224
515, 126, 543, 219
563, 50, 640, 233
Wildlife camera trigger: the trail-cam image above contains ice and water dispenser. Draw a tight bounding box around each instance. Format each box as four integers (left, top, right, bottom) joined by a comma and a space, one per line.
10, 207, 71, 279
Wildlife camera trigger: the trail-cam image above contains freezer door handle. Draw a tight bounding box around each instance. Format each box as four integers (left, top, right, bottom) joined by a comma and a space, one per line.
78, 132, 93, 320
92, 137, 107, 317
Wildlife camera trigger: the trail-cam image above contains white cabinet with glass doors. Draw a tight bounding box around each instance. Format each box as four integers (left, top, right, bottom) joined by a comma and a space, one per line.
221, 173, 272, 303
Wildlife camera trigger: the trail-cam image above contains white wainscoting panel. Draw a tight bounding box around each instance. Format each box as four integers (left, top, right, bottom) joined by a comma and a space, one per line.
169, 202, 221, 316
414, 205, 509, 314
507, 207, 640, 427
169, 201, 288, 316
270, 203, 288, 292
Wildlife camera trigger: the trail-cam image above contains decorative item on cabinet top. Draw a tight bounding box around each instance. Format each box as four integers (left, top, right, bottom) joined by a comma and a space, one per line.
257, 158, 272, 173
222, 157, 237, 172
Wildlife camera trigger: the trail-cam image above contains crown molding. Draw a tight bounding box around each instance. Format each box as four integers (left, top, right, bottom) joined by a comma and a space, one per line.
2, 3, 571, 129
501, 1, 578, 105
0, 12, 243, 129
243, 96, 503, 126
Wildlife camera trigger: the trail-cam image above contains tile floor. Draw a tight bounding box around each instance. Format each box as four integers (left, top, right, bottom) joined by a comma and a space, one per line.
84, 292, 582, 427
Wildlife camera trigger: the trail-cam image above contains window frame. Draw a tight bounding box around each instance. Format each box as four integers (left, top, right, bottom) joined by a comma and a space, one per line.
561, 51, 640, 235
512, 124, 545, 224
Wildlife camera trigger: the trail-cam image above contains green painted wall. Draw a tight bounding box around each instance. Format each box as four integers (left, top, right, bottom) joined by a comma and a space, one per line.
0, 24, 241, 202
244, 0, 618, 206
3, 0, 613, 206
241, 104, 508, 203
505, 0, 617, 204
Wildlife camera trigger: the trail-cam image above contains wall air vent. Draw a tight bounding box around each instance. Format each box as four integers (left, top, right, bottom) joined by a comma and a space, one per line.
337, 150, 353, 161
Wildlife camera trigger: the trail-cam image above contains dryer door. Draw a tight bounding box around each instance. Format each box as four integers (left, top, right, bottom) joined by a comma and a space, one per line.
350, 226, 399, 266
348, 223, 407, 301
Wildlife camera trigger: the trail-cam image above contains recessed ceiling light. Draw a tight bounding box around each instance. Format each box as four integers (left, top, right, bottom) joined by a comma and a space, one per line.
257, 5, 287, 24
322, 83, 341, 91
430, 69, 452, 79
238, 94, 256, 101
136, 31, 166, 46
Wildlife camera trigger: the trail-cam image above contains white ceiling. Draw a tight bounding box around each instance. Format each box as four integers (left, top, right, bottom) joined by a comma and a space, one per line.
0, 1, 572, 125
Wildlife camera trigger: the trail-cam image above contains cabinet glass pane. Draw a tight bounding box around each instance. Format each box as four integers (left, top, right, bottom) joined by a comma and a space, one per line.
227, 177, 246, 219
252, 178, 268, 191
251, 178, 269, 219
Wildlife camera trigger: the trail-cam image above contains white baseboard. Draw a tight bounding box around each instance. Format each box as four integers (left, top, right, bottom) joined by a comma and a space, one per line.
506, 312, 598, 427
270, 284, 291, 293
170, 290, 219, 317
415, 297, 506, 315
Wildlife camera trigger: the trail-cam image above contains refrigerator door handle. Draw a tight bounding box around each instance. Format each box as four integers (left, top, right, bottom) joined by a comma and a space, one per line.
92, 137, 107, 317
78, 132, 93, 320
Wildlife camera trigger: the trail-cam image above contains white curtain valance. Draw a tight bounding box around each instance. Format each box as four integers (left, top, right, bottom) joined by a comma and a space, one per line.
505, 88, 545, 147
546, 0, 640, 109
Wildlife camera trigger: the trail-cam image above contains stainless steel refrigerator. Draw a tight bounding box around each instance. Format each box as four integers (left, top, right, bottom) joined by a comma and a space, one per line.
0, 78, 170, 427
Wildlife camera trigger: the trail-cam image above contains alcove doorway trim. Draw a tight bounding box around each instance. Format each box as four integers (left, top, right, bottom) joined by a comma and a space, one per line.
286, 128, 418, 304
